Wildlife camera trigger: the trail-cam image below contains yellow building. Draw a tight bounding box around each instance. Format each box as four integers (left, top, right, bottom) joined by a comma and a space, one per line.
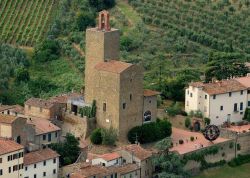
0, 138, 24, 178
84, 11, 158, 139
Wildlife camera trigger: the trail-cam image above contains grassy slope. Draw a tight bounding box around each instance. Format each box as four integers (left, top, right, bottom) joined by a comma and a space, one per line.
194, 164, 250, 178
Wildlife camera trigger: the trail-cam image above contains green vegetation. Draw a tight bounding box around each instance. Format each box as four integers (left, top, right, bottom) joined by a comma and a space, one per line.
194, 163, 250, 178
243, 108, 250, 122
185, 117, 191, 128
79, 100, 96, 118
90, 127, 118, 146
153, 138, 188, 178
128, 119, 172, 144
228, 154, 250, 167
50, 133, 80, 166
0, 0, 58, 46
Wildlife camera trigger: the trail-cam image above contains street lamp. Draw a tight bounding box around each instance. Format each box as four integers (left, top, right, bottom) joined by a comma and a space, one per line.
235, 132, 239, 158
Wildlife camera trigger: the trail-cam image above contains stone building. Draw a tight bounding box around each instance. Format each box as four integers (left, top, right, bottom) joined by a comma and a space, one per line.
84, 10, 158, 139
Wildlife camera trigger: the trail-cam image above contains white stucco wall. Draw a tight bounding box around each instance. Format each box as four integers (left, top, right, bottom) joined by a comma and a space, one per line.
0, 149, 24, 178
92, 158, 122, 167
23, 157, 59, 178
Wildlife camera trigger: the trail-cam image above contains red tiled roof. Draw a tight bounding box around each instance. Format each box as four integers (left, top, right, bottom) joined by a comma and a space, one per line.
94, 60, 132, 74
120, 144, 152, 160
0, 114, 18, 124
144, 89, 160, 97
109, 163, 139, 175
99, 152, 121, 161
189, 80, 247, 95
24, 148, 59, 166
27, 117, 60, 135
49, 92, 83, 104
0, 138, 24, 155
25, 98, 55, 109
235, 76, 250, 88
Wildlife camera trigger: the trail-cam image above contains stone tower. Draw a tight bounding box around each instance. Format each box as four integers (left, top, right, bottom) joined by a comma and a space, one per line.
84, 11, 144, 139
85, 11, 120, 103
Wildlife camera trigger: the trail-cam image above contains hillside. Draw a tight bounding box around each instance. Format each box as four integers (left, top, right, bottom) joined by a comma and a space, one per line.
0, 0, 58, 46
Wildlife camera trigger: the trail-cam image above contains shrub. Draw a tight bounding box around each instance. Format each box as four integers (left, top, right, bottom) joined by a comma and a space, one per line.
194, 110, 203, 118
179, 139, 184, 144
128, 120, 172, 144
101, 127, 118, 146
228, 154, 250, 167
185, 117, 191, 128
90, 128, 102, 145
166, 102, 182, 116
204, 117, 211, 125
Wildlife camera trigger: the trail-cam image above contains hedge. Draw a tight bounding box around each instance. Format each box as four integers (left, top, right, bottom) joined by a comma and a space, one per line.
127, 120, 172, 144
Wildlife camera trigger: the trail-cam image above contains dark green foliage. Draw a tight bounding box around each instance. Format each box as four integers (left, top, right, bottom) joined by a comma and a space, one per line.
101, 127, 118, 146
153, 138, 189, 177
90, 128, 103, 145
205, 52, 249, 82
88, 0, 116, 11
185, 117, 191, 128
204, 117, 211, 125
34, 39, 61, 63
75, 12, 95, 31
50, 133, 80, 166
79, 100, 97, 118
15, 68, 30, 83
166, 102, 182, 116
228, 154, 250, 167
243, 108, 250, 122
128, 120, 172, 144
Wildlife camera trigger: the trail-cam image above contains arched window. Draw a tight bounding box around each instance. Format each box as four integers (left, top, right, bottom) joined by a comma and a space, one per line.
144, 111, 152, 122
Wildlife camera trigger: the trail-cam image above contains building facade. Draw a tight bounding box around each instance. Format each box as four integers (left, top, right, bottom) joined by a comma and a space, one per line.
84, 10, 158, 139
0, 139, 24, 178
185, 78, 249, 125
23, 148, 59, 178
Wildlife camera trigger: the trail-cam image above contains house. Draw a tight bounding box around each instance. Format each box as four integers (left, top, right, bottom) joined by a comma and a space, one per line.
84, 10, 159, 139
0, 114, 34, 146
27, 117, 61, 149
0, 104, 24, 117
91, 152, 122, 167
24, 98, 63, 120
23, 148, 59, 178
0, 138, 24, 178
117, 144, 153, 178
185, 78, 248, 125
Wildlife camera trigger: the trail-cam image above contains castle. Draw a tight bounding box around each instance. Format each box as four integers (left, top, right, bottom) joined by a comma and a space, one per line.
84, 11, 159, 139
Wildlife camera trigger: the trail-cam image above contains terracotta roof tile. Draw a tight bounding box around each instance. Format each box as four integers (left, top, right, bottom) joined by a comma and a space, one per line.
25, 98, 55, 109
0, 114, 18, 124
49, 92, 83, 104
235, 76, 250, 88
0, 138, 24, 155
27, 117, 60, 135
99, 152, 121, 161
109, 163, 139, 175
24, 148, 59, 165
144, 89, 160, 97
190, 79, 247, 95
120, 144, 152, 160
94, 60, 132, 74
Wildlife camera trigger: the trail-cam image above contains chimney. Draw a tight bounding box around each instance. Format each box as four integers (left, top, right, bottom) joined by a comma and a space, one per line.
98, 10, 111, 31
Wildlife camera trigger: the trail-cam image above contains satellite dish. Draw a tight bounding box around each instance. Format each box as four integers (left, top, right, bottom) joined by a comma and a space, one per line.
203, 125, 220, 141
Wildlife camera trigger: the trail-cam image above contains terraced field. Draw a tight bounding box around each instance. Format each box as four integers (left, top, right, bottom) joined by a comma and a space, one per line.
0, 0, 58, 46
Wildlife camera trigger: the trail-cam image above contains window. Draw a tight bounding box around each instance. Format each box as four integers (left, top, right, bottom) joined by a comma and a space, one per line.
144, 111, 152, 122
241, 90, 244, 95
9, 167, 11, 173
240, 102, 243, 110
229, 92, 232, 97
123, 103, 126, 109
130, 94, 132, 101
216, 116, 219, 118
43, 172, 46, 177
48, 133, 51, 142
240, 112, 243, 115
55, 132, 58, 138
34, 164, 36, 168
53, 169, 56, 174
103, 103, 106, 112
0, 158, 2, 163
248, 90, 250, 94
220, 106, 223, 111
248, 101, 250, 107
234, 103, 238, 112
0, 169, 2, 175
34, 174, 37, 178
25, 166, 28, 171
43, 161, 46, 166
205, 95, 207, 99
43, 134, 46, 141
213, 95, 216, 99
53, 158, 56, 164
190, 93, 193, 97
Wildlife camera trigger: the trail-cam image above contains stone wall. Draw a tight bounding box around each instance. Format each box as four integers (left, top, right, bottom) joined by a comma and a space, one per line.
59, 112, 96, 139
